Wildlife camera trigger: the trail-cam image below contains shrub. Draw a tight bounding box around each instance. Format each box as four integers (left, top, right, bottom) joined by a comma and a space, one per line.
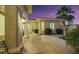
44, 28, 52, 35
66, 27, 79, 53
56, 28, 63, 34
33, 29, 39, 33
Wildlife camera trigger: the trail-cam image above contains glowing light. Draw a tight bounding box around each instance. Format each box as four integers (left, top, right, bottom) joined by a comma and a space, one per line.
22, 18, 25, 23
41, 22, 44, 31
50, 23, 55, 30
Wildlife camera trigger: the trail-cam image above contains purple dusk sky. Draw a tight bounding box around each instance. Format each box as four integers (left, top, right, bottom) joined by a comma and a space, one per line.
28, 5, 79, 24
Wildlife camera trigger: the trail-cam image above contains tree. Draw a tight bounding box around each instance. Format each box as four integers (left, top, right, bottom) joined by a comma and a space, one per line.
56, 6, 75, 25
56, 6, 75, 39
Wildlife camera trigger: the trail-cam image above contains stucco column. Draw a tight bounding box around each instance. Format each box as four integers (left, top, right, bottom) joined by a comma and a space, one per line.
63, 21, 67, 39
5, 6, 18, 53
38, 21, 41, 34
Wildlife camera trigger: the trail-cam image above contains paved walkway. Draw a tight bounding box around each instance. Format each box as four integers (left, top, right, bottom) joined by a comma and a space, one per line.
23, 34, 75, 54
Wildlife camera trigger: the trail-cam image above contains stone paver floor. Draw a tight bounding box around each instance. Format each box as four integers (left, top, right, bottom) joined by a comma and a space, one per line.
23, 34, 75, 54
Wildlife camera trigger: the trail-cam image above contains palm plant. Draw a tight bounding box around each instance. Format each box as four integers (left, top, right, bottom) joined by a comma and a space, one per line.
56, 6, 75, 39
56, 6, 75, 25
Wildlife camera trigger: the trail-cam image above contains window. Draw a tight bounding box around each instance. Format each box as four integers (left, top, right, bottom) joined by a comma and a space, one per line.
50, 22, 55, 30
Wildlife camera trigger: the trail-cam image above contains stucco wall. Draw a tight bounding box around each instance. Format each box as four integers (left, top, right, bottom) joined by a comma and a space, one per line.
5, 6, 18, 53
17, 6, 28, 47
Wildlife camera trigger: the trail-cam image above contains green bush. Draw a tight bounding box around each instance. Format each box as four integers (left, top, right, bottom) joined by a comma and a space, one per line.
66, 27, 79, 53
33, 29, 39, 33
56, 28, 63, 34
44, 28, 52, 35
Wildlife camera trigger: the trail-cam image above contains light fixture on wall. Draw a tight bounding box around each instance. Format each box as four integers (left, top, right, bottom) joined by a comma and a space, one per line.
22, 18, 26, 30
22, 18, 25, 24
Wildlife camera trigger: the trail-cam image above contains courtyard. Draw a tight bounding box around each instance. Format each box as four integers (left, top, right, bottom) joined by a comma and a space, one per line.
22, 33, 75, 54
0, 5, 79, 54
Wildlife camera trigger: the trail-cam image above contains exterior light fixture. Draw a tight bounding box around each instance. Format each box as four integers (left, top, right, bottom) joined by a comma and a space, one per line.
22, 18, 25, 23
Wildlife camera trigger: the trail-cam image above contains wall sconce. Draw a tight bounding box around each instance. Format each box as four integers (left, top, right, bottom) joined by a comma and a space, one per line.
22, 18, 25, 24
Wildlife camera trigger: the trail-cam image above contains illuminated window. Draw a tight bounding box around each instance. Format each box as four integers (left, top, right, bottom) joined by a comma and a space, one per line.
50, 22, 55, 30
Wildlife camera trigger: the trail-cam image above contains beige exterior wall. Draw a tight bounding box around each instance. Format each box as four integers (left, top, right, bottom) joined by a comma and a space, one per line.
0, 6, 5, 13
26, 5, 32, 14
68, 25, 77, 32
4, 5, 32, 53
17, 5, 29, 46
28, 18, 64, 34
27, 20, 38, 34
5, 6, 18, 53
17, 11, 24, 47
